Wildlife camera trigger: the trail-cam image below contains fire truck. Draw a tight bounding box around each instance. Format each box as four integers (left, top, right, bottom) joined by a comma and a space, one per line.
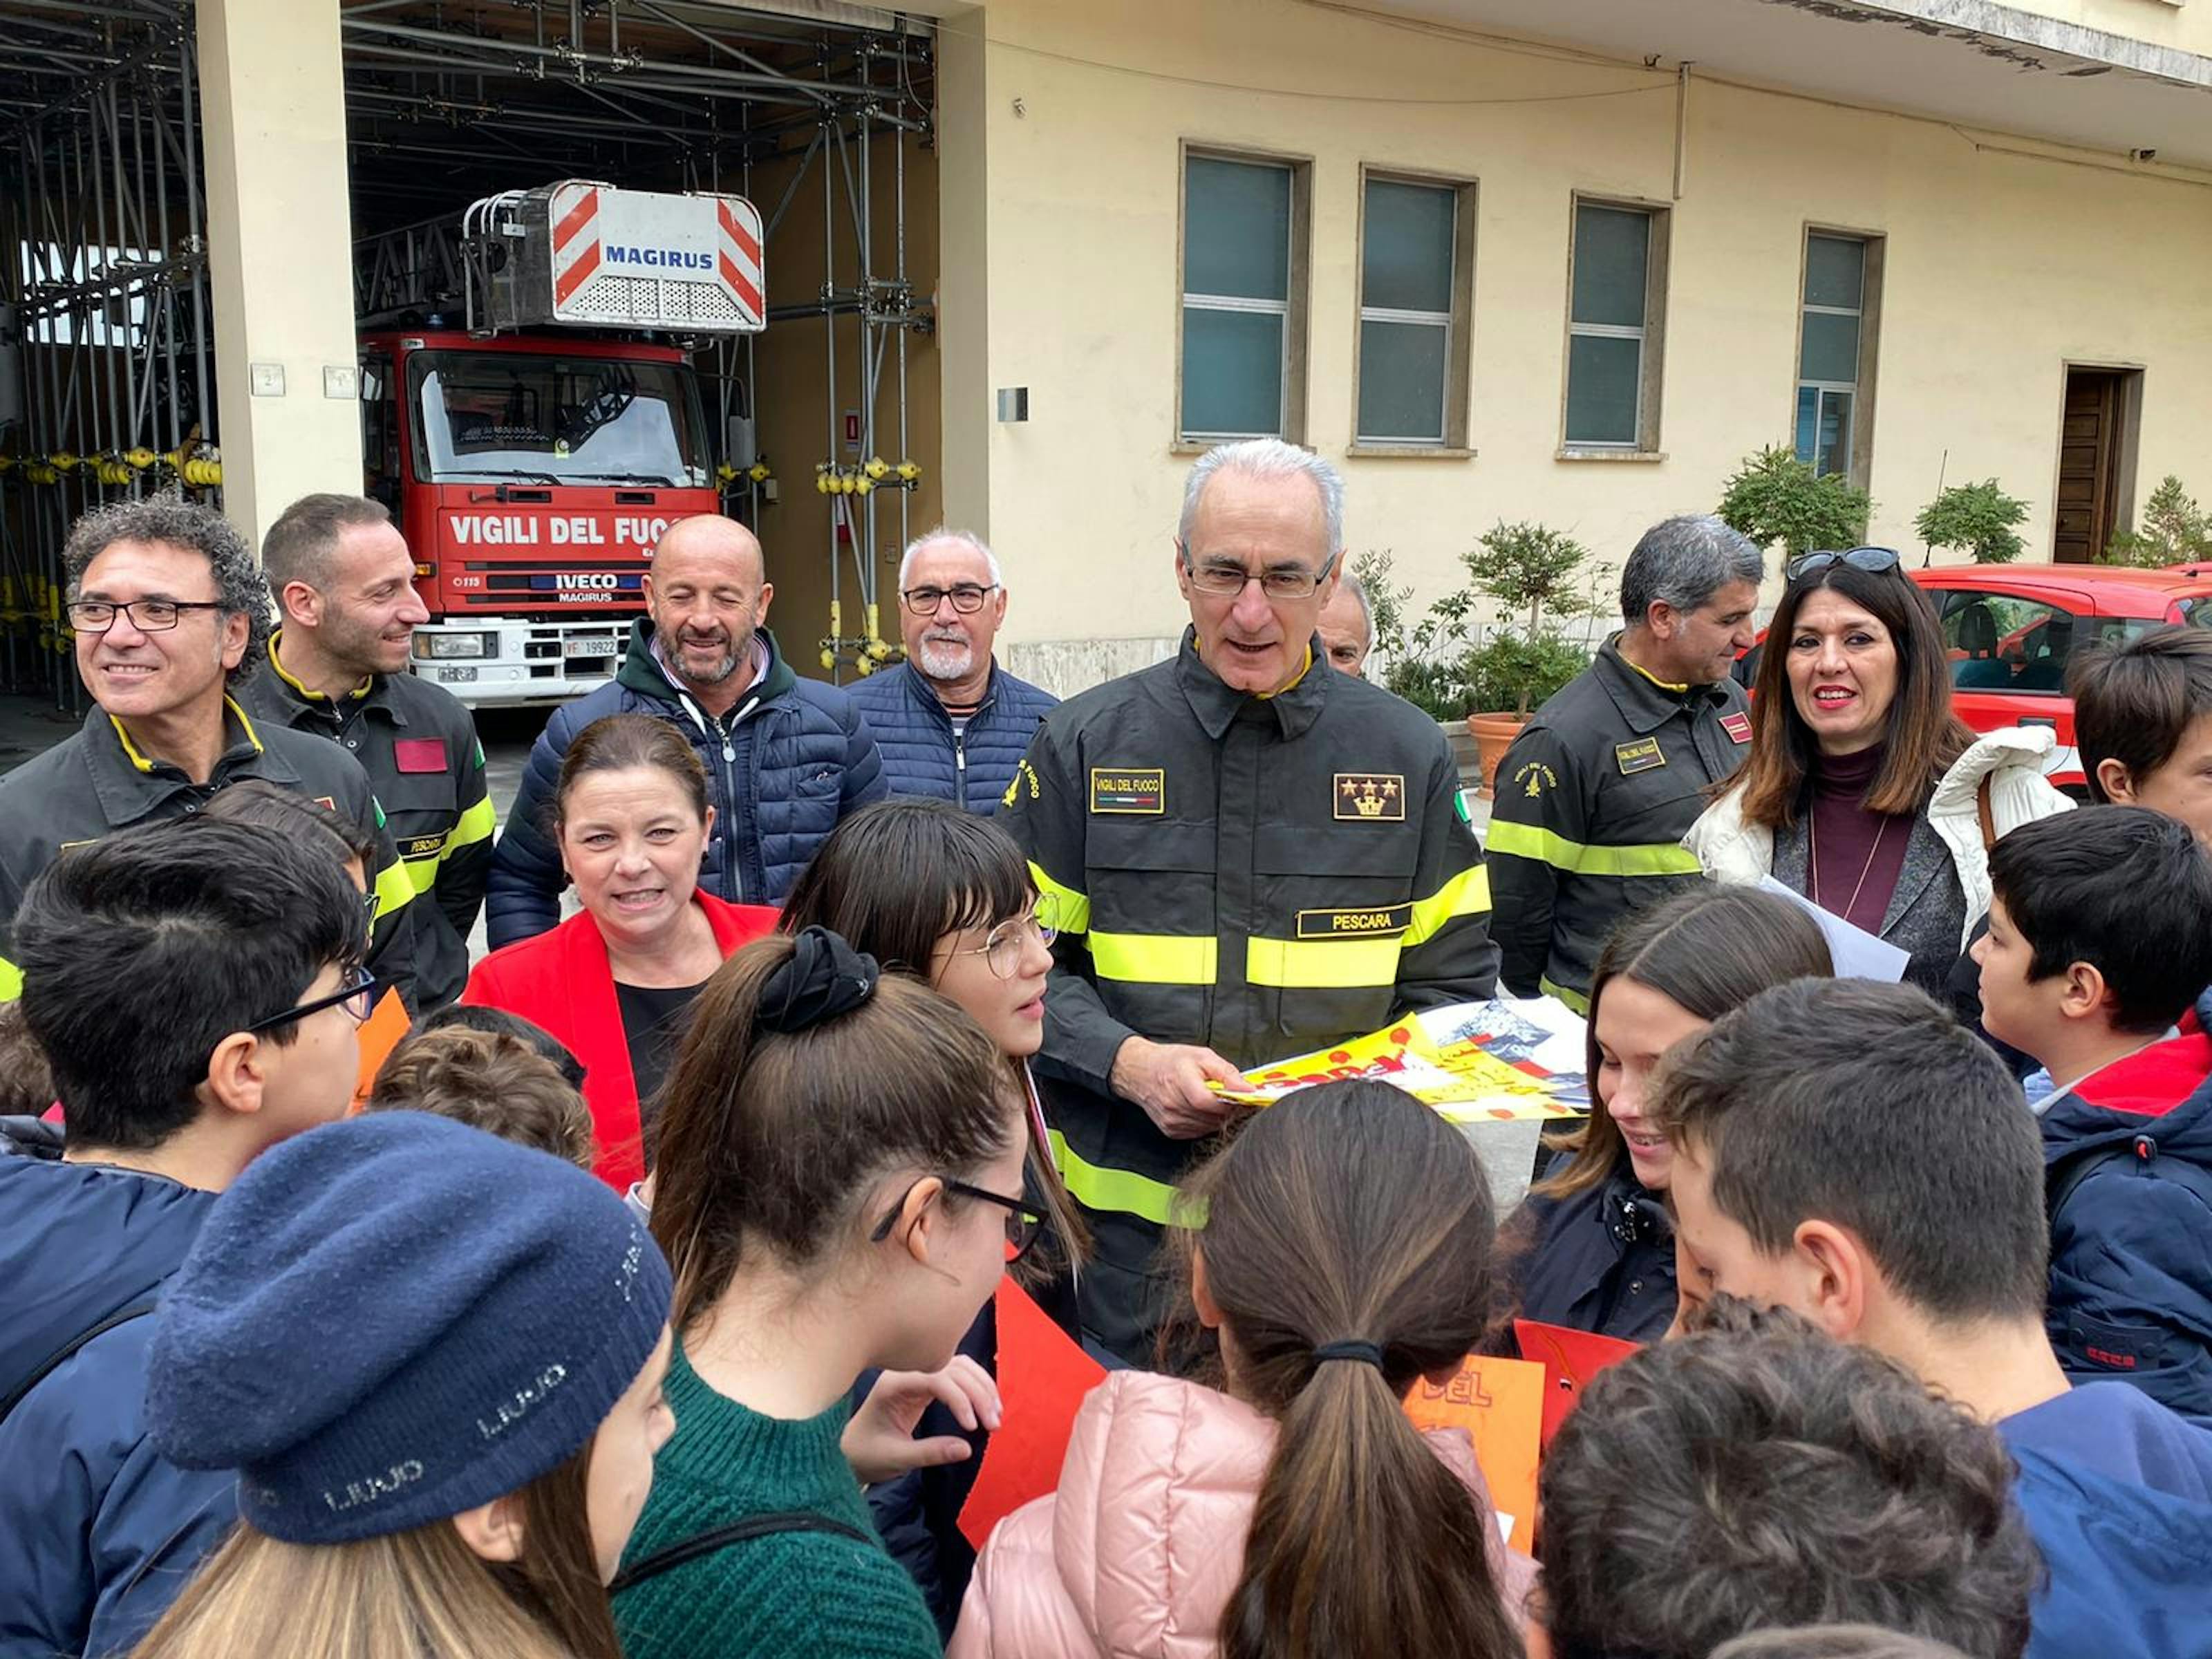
354, 181, 765, 705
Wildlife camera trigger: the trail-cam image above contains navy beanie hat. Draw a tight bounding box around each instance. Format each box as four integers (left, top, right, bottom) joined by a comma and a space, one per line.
146, 1111, 672, 1545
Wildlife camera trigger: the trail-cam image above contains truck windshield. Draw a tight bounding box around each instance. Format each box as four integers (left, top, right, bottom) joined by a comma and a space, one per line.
409, 350, 709, 487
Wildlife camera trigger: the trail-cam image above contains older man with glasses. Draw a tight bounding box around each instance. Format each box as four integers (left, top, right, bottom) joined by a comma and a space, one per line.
1002, 438, 1501, 1362
849, 527, 1059, 814
0, 497, 421, 1010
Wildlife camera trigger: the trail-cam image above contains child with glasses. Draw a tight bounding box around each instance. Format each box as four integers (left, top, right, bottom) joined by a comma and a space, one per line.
779, 798, 1090, 1635
612, 925, 1030, 1659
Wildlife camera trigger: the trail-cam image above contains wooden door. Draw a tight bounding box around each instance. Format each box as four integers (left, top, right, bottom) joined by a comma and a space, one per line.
2053, 371, 2121, 564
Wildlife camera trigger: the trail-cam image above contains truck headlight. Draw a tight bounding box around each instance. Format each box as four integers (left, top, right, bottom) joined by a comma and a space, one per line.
418, 632, 496, 660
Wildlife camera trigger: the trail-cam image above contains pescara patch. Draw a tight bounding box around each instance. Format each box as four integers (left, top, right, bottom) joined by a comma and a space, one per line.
1295, 904, 1412, 939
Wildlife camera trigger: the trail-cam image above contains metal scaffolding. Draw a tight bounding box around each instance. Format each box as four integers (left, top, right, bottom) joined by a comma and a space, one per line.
0, 1, 214, 709
0, 0, 934, 700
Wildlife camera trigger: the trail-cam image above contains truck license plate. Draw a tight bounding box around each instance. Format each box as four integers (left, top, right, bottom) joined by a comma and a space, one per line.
434, 665, 479, 684
566, 637, 617, 656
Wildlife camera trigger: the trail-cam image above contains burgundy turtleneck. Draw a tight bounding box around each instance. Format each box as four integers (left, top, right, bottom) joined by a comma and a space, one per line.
1807, 744, 1913, 935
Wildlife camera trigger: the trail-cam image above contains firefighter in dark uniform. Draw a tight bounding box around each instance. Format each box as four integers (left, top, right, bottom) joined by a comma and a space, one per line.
1487, 514, 1766, 1011
1004, 442, 1499, 1361
0, 498, 420, 1005
242, 494, 493, 1008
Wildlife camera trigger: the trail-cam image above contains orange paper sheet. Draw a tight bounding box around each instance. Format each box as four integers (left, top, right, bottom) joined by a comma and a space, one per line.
957, 1278, 1107, 1550
1514, 1319, 1641, 1450
350, 988, 411, 1111
1403, 1353, 1544, 1555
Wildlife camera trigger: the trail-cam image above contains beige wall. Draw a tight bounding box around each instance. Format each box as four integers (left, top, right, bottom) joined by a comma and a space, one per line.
747, 124, 944, 686
940, 0, 2212, 682
196, 0, 362, 546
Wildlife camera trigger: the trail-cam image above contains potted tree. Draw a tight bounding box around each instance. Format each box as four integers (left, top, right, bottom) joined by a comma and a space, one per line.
2101, 476, 2212, 568
1461, 521, 1595, 794
1916, 480, 2028, 565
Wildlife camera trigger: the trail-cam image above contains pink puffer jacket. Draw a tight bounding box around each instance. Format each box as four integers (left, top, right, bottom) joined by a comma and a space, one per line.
948, 1369, 1538, 1659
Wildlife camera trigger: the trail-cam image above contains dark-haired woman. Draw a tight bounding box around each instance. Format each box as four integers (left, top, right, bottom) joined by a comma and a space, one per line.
1498, 888, 1833, 1346
464, 713, 778, 1191
614, 928, 1031, 1659
780, 799, 1088, 1635
1685, 547, 2070, 993
949, 1079, 1533, 1658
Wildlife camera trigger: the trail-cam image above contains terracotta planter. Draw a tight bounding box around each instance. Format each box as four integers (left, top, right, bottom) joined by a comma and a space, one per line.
1466, 712, 1528, 798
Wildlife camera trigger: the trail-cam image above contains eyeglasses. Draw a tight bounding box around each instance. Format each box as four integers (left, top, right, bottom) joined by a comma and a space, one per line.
870, 1175, 1047, 1262
946, 899, 1060, 980
67, 599, 229, 633
1785, 546, 1903, 584
240, 964, 379, 1035
900, 583, 1000, 616
1178, 545, 1338, 601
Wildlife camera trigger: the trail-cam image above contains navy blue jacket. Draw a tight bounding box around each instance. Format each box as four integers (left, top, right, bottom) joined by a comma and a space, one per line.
0, 1142, 234, 1658
2041, 1030, 2212, 1423
486, 624, 886, 948
2000, 1380, 2212, 1659
1499, 1154, 1677, 1346
847, 659, 1058, 814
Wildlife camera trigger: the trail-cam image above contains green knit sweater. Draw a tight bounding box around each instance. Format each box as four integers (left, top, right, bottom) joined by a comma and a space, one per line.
612, 1342, 943, 1659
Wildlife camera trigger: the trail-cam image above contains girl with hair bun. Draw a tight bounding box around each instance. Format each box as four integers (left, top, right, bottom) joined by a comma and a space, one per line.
779, 798, 1089, 1634
949, 1078, 1533, 1658
615, 926, 1031, 1659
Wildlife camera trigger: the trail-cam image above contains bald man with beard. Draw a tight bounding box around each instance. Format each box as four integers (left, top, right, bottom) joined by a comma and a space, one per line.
485, 515, 885, 947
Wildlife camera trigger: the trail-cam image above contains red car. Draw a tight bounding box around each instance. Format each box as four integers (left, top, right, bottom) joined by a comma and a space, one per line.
1742, 563, 2212, 794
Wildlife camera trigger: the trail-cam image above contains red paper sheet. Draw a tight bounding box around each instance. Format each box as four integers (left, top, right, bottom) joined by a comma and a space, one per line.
957, 1277, 1106, 1550
1513, 1318, 1641, 1449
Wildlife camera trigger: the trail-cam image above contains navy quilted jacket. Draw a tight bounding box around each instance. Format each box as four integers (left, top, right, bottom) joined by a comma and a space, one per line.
848, 659, 1058, 814
486, 623, 886, 948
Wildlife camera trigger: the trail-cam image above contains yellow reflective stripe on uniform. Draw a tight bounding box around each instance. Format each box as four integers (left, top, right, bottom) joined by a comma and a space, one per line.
373, 856, 417, 921
0, 956, 20, 1002
1485, 821, 1705, 880
1246, 934, 1403, 989
1088, 930, 1218, 984
1403, 864, 1493, 948
1048, 1128, 1184, 1228
1027, 861, 1091, 937
1539, 975, 1591, 1015
399, 855, 441, 896
440, 795, 496, 861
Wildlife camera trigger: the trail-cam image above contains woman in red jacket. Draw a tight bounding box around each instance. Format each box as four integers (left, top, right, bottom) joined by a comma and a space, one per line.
465, 713, 777, 1190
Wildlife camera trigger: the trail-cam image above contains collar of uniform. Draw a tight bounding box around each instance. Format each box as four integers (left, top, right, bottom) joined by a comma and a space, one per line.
1593, 635, 1727, 735
88, 697, 277, 825
267, 629, 375, 706
1174, 628, 1327, 741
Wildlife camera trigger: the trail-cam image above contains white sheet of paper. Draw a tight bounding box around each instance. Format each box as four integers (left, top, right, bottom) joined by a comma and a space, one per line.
1756, 877, 1911, 984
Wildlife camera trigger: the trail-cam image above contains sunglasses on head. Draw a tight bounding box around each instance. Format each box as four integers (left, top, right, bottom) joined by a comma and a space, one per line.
1785, 545, 1903, 583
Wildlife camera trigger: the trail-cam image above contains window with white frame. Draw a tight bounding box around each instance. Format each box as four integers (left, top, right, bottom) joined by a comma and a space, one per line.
1180, 152, 1305, 443
1795, 232, 1881, 485
1564, 199, 1667, 451
1356, 174, 1472, 447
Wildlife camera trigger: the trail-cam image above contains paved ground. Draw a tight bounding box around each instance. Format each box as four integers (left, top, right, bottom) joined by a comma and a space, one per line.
0, 688, 1538, 1205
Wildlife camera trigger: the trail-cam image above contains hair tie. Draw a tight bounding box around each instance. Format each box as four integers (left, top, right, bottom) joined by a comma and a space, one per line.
758, 926, 879, 1034
1311, 1338, 1387, 1369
